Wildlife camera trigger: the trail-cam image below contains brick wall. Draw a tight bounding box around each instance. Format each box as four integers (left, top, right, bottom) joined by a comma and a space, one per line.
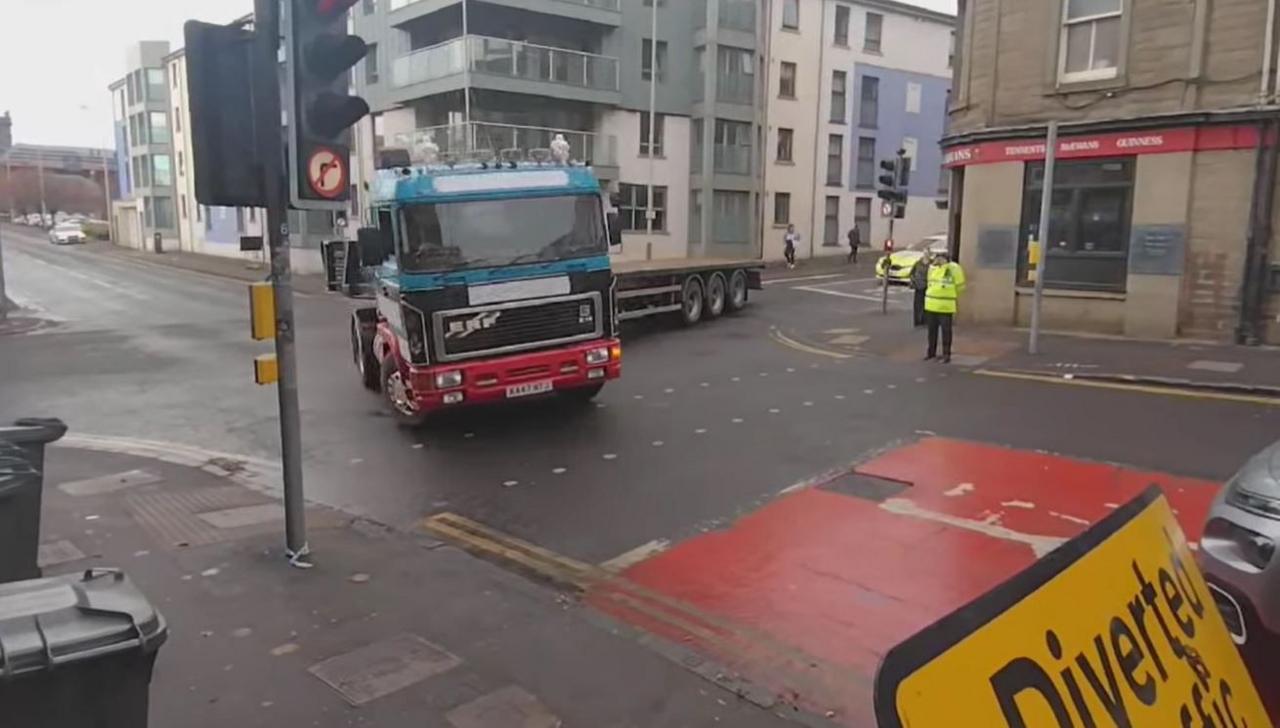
951, 0, 1269, 134
1179, 149, 1254, 340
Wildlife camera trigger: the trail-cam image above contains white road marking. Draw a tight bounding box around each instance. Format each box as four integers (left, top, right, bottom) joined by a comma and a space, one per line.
793, 285, 893, 303
1050, 511, 1091, 526
602, 453, 618, 460
502, 480, 519, 488
763, 273, 846, 286
664, 388, 675, 394
652, 441, 664, 447
834, 394, 846, 400
600, 539, 671, 572
864, 389, 875, 394
730, 376, 741, 382
943, 483, 975, 497
731, 417, 744, 424
1001, 500, 1036, 509
552, 467, 567, 475
803, 401, 814, 407
880, 498, 1068, 558
694, 428, 708, 435
768, 408, 781, 414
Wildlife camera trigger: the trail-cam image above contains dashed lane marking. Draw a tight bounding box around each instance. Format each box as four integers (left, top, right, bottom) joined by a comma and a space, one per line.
973, 369, 1280, 407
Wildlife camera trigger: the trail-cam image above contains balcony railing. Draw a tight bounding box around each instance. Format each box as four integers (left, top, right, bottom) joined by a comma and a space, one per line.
393, 35, 619, 92
713, 144, 750, 175
395, 122, 618, 167
391, 0, 618, 10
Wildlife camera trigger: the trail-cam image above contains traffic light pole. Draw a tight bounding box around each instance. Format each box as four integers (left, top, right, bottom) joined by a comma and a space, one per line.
1029, 121, 1058, 356
254, 0, 310, 567
881, 216, 894, 315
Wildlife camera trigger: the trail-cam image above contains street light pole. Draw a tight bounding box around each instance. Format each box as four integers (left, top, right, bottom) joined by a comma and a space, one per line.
644, 0, 658, 261
36, 148, 48, 225
1029, 121, 1058, 355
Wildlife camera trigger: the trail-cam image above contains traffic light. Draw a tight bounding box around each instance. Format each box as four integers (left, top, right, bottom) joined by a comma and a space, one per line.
185, 21, 264, 207
285, 0, 371, 210
876, 151, 911, 220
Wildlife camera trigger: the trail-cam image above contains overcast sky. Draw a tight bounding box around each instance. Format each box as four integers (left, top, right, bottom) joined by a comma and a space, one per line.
1, 0, 957, 149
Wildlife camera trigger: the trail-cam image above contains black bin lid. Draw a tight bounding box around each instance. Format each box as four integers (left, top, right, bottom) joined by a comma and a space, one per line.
0, 569, 167, 677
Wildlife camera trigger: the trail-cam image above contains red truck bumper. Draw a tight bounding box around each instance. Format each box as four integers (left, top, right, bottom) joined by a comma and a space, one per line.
405, 339, 622, 412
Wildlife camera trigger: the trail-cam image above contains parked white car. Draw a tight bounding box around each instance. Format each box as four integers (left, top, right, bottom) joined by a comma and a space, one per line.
48, 221, 86, 245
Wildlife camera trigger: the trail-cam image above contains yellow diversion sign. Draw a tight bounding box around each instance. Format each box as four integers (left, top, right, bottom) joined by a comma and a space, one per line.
874, 487, 1269, 728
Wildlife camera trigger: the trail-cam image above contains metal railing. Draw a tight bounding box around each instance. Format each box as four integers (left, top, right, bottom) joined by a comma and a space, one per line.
395, 122, 618, 166
393, 35, 619, 92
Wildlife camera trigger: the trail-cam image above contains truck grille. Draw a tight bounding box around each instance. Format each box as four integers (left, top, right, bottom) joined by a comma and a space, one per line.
433, 293, 603, 361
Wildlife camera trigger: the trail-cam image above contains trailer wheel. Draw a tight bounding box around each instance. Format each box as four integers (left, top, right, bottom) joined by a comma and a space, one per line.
705, 272, 727, 319
381, 357, 428, 428
351, 314, 379, 391
727, 269, 749, 312
680, 276, 705, 326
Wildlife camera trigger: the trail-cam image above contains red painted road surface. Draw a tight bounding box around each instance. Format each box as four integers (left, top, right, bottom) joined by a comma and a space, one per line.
587, 438, 1221, 726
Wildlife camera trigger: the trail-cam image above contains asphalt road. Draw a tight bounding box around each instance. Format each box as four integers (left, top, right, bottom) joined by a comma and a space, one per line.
4, 225, 1278, 565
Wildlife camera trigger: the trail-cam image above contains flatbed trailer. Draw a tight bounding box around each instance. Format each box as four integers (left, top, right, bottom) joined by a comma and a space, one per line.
612, 258, 764, 325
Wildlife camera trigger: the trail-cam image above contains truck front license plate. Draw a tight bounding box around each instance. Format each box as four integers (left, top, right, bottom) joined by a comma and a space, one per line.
506, 380, 554, 399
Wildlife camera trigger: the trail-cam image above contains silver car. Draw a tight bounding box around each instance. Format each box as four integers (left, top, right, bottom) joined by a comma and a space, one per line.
1200, 440, 1280, 712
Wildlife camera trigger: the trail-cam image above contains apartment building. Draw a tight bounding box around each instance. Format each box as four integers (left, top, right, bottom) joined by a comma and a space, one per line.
763, 0, 954, 262
946, 0, 1280, 344
108, 42, 178, 251
350, 0, 767, 261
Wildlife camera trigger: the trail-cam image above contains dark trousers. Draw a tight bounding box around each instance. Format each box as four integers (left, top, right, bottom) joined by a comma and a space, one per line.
784, 245, 796, 265
926, 311, 954, 358
913, 289, 926, 326
847, 246, 858, 263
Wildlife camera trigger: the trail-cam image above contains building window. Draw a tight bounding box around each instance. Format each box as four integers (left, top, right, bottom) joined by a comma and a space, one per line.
713, 190, 751, 244
774, 192, 791, 225
152, 197, 175, 229
776, 127, 794, 162
830, 71, 847, 123
854, 197, 872, 243
826, 135, 844, 187
145, 68, 166, 101
782, 0, 799, 30
152, 154, 172, 187
859, 75, 879, 128
864, 12, 883, 53
901, 137, 919, 173
906, 82, 922, 114
719, 0, 756, 32
180, 194, 188, 220
362, 0, 375, 14
149, 111, 170, 145
642, 39, 668, 82
823, 196, 840, 246
618, 183, 667, 232
174, 107, 182, 133
639, 112, 665, 157
365, 43, 379, 84
856, 136, 876, 189
714, 119, 752, 175
689, 190, 702, 243
177, 151, 185, 176
1059, 0, 1122, 83
834, 4, 851, 46
779, 61, 797, 98
716, 46, 754, 104
1017, 157, 1134, 292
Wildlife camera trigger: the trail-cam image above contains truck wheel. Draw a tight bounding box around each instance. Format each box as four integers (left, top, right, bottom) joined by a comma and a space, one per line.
351, 314, 379, 391
562, 383, 605, 403
705, 273, 727, 319
381, 357, 428, 428
727, 269, 749, 312
680, 276, 705, 326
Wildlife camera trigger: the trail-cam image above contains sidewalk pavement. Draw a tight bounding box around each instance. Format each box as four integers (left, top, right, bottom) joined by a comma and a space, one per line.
86, 241, 330, 295
35, 444, 792, 728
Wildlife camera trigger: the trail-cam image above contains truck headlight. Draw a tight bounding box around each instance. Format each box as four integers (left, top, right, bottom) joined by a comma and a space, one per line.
586, 347, 610, 365
434, 371, 463, 389
1225, 476, 1280, 520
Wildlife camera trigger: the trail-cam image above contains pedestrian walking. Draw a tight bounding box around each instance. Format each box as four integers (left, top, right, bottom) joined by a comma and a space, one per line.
846, 226, 862, 264
909, 252, 931, 327
783, 224, 800, 269
923, 250, 966, 363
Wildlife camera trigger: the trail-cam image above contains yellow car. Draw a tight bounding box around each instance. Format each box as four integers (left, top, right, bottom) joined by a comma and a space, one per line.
875, 233, 948, 284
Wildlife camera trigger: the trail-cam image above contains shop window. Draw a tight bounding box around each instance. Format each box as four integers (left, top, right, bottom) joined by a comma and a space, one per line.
1017, 157, 1133, 292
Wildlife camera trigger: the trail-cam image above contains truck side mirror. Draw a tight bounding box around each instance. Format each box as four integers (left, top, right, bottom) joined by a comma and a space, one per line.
606, 212, 623, 247
357, 226, 393, 266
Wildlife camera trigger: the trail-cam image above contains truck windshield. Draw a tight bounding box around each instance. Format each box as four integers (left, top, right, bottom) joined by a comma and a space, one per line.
399, 194, 606, 272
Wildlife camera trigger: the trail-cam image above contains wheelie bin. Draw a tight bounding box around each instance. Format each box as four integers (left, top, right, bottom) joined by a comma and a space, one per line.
0, 418, 67, 583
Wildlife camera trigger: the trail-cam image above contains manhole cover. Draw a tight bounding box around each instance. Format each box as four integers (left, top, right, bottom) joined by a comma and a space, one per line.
309, 633, 462, 706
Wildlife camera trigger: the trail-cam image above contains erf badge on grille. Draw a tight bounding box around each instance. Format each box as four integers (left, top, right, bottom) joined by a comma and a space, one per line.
445, 311, 502, 339
578, 303, 594, 325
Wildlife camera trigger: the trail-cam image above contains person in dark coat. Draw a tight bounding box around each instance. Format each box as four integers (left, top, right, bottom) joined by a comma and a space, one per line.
909, 252, 931, 327
846, 226, 862, 263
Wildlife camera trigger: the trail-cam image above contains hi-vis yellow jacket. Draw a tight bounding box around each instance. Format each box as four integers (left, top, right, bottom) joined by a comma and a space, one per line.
924, 262, 966, 314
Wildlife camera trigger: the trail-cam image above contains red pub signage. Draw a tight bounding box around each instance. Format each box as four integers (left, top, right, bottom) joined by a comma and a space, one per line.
942, 124, 1262, 167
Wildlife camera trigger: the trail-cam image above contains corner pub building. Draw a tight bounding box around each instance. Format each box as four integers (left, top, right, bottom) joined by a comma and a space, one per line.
943, 0, 1280, 343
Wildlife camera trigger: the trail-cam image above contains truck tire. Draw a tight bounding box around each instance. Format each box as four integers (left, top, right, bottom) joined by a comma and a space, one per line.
727, 269, 749, 313
351, 314, 379, 391
381, 357, 429, 428
704, 272, 727, 319
680, 276, 705, 326
562, 383, 605, 403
